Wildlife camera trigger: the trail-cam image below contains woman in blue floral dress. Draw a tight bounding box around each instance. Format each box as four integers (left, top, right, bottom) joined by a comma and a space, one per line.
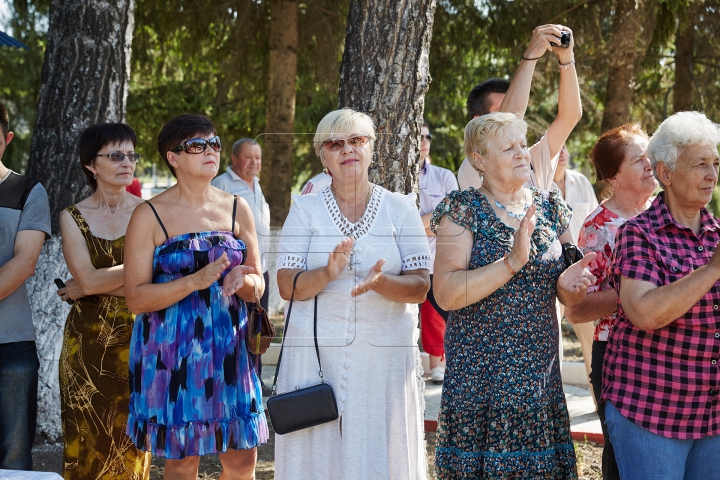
431, 113, 597, 479
124, 114, 267, 479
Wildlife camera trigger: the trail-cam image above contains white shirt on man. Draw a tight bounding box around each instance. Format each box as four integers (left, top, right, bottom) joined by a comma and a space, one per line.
551, 169, 599, 243
211, 166, 271, 273
419, 163, 458, 273
456, 134, 559, 191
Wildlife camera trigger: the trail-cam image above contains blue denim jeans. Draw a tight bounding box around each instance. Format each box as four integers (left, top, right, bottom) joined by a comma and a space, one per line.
605, 401, 720, 479
0, 341, 39, 470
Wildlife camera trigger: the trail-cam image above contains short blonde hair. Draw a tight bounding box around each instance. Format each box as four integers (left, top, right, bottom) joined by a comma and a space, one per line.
464, 112, 527, 170
648, 111, 720, 186
314, 108, 377, 157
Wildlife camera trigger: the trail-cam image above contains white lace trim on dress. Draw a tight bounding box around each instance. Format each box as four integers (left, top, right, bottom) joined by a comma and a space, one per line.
277, 254, 308, 270
320, 185, 383, 240
401, 253, 431, 271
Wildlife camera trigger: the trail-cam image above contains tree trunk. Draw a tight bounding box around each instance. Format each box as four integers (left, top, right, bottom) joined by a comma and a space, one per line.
338, 0, 437, 195
673, 7, 695, 113
337, 0, 436, 419
601, 0, 653, 132
261, 0, 298, 228
23, 0, 135, 442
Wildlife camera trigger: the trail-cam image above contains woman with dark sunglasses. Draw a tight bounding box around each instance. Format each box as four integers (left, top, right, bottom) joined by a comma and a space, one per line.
274, 108, 431, 479
56, 123, 150, 479
123, 114, 267, 479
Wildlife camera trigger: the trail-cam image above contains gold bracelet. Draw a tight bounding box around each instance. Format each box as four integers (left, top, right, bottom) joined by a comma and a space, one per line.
503, 255, 517, 276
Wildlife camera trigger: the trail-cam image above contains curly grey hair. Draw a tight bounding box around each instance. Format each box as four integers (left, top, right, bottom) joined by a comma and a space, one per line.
647, 111, 720, 187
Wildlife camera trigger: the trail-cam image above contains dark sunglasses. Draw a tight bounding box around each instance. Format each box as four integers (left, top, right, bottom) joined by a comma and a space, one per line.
420, 134, 432, 141
96, 152, 141, 163
322, 135, 370, 152
172, 136, 222, 154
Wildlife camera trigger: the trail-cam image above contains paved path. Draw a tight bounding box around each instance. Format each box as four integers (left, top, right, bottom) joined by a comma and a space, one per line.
261, 366, 603, 443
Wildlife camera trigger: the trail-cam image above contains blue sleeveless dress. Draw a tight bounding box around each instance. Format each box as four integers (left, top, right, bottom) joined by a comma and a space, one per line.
126, 228, 268, 459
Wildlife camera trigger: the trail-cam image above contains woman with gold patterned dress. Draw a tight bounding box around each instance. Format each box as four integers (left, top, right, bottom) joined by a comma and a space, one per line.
56, 123, 150, 479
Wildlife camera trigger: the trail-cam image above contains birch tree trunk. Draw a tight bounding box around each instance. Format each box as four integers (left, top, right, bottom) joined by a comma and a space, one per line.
261, 0, 298, 228
23, 0, 135, 442
601, 0, 654, 132
338, 0, 437, 195
337, 0, 437, 429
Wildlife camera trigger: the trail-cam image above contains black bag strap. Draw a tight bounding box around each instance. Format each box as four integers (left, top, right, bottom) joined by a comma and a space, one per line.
271, 271, 323, 396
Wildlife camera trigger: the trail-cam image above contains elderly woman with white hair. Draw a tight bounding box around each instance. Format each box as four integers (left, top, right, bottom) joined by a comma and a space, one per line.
601, 111, 720, 478
431, 112, 596, 478
273, 108, 431, 479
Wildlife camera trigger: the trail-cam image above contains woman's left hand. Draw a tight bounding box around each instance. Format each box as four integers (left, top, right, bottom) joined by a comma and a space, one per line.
222, 265, 257, 297
351, 259, 386, 297
558, 252, 597, 294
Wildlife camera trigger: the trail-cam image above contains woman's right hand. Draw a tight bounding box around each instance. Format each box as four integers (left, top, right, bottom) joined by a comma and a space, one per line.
191, 253, 231, 290
325, 237, 354, 281
524, 24, 568, 60
508, 204, 537, 272
57, 278, 84, 301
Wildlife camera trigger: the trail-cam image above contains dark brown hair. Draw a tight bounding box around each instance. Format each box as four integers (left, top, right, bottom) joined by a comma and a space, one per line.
0, 102, 9, 137
590, 123, 649, 181
466, 78, 511, 119
78, 123, 137, 190
157, 114, 216, 177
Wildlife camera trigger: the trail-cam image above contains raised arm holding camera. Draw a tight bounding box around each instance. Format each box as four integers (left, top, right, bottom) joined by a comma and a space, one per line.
457, 24, 581, 191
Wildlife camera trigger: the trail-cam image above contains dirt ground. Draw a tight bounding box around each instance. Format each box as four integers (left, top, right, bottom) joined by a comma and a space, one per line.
33, 431, 602, 479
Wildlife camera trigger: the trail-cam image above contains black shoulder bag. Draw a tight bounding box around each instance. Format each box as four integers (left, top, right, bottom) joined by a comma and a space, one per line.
266, 271, 339, 435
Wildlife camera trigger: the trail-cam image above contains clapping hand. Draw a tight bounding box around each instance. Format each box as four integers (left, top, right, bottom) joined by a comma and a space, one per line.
351, 259, 386, 297
192, 253, 231, 291
507, 204, 537, 272
326, 237, 354, 280
222, 265, 257, 297
558, 253, 598, 294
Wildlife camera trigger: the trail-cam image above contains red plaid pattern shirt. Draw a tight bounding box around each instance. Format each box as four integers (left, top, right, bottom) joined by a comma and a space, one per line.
604, 193, 720, 439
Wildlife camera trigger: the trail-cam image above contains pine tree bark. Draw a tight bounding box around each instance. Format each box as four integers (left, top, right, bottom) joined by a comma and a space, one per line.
673, 8, 695, 113
261, 0, 298, 228
338, 0, 437, 194
601, 0, 653, 133
23, 0, 135, 441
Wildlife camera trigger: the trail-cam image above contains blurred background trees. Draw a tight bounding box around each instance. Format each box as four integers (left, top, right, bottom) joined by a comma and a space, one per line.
3, 0, 720, 209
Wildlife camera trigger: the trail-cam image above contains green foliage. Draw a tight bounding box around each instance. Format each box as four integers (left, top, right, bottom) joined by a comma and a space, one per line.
0, 0, 50, 172
5, 0, 720, 215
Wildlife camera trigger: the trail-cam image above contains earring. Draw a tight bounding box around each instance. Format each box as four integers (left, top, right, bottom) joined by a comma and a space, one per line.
323, 165, 329, 175
478, 170, 484, 187
93, 173, 97, 179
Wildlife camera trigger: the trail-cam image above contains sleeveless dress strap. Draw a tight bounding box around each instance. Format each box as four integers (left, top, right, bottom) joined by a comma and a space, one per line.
231, 195, 238, 238
65, 205, 94, 244
146, 201, 169, 241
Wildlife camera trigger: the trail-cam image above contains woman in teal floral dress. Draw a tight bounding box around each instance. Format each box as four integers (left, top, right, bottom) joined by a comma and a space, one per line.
431, 113, 597, 479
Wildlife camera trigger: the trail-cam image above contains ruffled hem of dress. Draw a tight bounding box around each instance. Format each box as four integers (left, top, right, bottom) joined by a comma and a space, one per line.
126, 410, 269, 459
434, 400, 577, 478
435, 444, 577, 479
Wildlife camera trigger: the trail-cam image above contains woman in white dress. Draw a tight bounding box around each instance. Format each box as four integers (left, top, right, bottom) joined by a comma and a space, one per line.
274, 108, 431, 479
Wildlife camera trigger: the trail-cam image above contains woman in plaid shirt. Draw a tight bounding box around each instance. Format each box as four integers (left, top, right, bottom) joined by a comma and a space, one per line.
603, 111, 720, 478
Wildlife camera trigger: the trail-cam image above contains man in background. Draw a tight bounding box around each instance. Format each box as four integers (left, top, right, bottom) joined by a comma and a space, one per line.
212, 138, 272, 396
0, 102, 51, 470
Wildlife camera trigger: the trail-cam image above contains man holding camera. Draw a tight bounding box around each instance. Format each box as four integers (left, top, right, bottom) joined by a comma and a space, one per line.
457, 24, 581, 192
